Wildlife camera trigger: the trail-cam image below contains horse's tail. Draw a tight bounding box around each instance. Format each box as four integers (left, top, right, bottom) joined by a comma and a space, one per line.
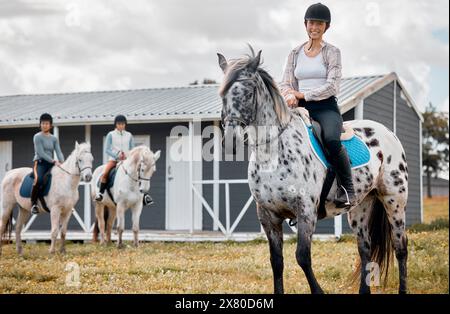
353, 196, 394, 286
92, 206, 109, 242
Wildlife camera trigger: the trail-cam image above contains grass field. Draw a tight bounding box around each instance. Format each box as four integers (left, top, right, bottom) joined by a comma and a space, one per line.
0, 197, 448, 294
423, 196, 449, 223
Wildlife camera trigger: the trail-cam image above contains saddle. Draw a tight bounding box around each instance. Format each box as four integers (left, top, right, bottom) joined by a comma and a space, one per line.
294, 107, 354, 149
97, 167, 118, 204
292, 107, 371, 221
19, 171, 52, 212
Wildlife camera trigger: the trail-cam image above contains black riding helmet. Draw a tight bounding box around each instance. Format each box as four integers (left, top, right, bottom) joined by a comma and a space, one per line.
114, 114, 127, 127
304, 2, 331, 23
39, 113, 53, 125
304, 3, 331, 51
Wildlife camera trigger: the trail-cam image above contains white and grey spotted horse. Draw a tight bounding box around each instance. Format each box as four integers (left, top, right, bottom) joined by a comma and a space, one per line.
217, 48, 409, 294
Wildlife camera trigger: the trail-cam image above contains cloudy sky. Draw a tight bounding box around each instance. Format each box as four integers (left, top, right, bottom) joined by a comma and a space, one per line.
0, 0, 448, 112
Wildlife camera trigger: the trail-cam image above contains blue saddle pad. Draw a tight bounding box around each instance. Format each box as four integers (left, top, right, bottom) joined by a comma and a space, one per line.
19, 172, 52, 198
307, 126, 370, 169
97, 167, 117, 189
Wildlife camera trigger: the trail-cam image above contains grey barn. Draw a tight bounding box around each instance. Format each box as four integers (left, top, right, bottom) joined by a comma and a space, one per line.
0, 72, 423, 241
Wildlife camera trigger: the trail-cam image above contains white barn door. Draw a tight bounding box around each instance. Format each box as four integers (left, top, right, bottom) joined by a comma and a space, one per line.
165, 135, 202, 231
0, 141, 12, 184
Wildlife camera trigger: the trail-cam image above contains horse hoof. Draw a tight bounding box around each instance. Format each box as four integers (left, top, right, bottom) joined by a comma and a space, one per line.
117, 243, 125, 249
59, 248, 66, 255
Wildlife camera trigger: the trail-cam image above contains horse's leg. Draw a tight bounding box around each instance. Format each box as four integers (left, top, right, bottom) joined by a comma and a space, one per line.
347, 195, 376, 294
49, 207, 61, 254
59, 208, 72, 254
257, 204, 284, 294
0, 201, 15, 257
15, 207, 31, 256
106, 207, 116, 244
131, 203, 143, 248
379, 193, 408, 294
295, 204, 324, 294
116, 203, 126, 249
95, 203, 106, 245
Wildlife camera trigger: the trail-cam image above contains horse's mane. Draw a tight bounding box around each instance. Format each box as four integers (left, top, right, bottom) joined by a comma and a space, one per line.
65, 142, 90, 162
219, 46, 291, 127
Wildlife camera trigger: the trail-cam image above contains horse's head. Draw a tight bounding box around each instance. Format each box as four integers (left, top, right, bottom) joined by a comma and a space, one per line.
217, 47, 262, 154
131, 146, 161, 193
75, 141, 93, 182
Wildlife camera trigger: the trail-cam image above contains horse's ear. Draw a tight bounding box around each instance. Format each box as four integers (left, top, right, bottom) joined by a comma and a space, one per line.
154, 150, 161, 162
75, 141, 79, 150
248, 50, 262, 72
217, 53, 228, 73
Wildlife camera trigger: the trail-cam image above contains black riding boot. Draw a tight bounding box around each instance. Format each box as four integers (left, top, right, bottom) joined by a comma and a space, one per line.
143, 193, 154, 206
331, 146, 356, 208
31, 184, 40, 214
95, 182, 107, 202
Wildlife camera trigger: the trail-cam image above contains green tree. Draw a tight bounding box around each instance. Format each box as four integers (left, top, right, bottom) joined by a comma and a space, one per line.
422, 102, 449, 198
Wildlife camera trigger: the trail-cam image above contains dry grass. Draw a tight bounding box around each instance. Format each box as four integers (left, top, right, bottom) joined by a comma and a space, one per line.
0, 228, 447, 294
0, 197, 447, 294
423, 196, 449, 224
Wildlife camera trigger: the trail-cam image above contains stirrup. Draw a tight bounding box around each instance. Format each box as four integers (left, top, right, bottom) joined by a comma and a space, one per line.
341, 186, 351, 206
143, 194, 154, 206
95, 193, 104, 202
31, 205, 40, 215
334, 185, 353, 208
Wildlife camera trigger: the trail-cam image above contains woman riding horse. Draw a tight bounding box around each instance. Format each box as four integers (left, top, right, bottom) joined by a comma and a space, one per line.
95, 115, 153, 205
31, 113, 64, 215
279, 3, 355, 208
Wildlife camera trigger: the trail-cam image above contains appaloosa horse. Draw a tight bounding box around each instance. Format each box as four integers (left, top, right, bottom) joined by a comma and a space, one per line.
217, 47, 408, 294
0, 142, 93, 255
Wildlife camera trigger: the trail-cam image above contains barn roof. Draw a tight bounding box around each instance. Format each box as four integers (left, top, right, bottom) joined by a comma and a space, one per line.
0, 72, 422, 128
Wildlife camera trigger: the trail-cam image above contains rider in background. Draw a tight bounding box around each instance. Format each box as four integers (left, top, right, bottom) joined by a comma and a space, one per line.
279, 3, 355, 208
95, 115, 134, 202
31, 113, 65, 214
95, 115, 154, 205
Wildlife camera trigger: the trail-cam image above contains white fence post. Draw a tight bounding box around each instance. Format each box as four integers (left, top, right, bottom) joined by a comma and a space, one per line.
225, 182, 230, 237
213, 121, 221, 231
334, 215, 342, 238
84, 125, 91, 232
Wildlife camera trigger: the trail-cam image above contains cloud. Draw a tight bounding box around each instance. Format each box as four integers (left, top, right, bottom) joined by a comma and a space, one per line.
0, 0, 448, 112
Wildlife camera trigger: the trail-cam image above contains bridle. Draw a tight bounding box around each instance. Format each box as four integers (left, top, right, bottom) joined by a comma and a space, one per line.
57, 150, 92, 177
221, 78, 289, 148
221, 79, 258, 129
120, 155, 154, 184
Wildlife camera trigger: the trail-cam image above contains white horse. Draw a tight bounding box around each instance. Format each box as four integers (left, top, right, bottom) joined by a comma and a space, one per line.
91, 146, 160, 248
0, 142, 93, 255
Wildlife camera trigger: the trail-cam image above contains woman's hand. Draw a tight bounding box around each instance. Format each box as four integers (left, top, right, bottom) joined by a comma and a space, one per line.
54, 160, 62, 166
285, 93, 298, 108
294, 91, 305, 100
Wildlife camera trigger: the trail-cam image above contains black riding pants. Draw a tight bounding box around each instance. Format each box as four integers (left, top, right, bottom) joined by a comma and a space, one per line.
299, 96, 343, 157
33, 159, 54, 187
